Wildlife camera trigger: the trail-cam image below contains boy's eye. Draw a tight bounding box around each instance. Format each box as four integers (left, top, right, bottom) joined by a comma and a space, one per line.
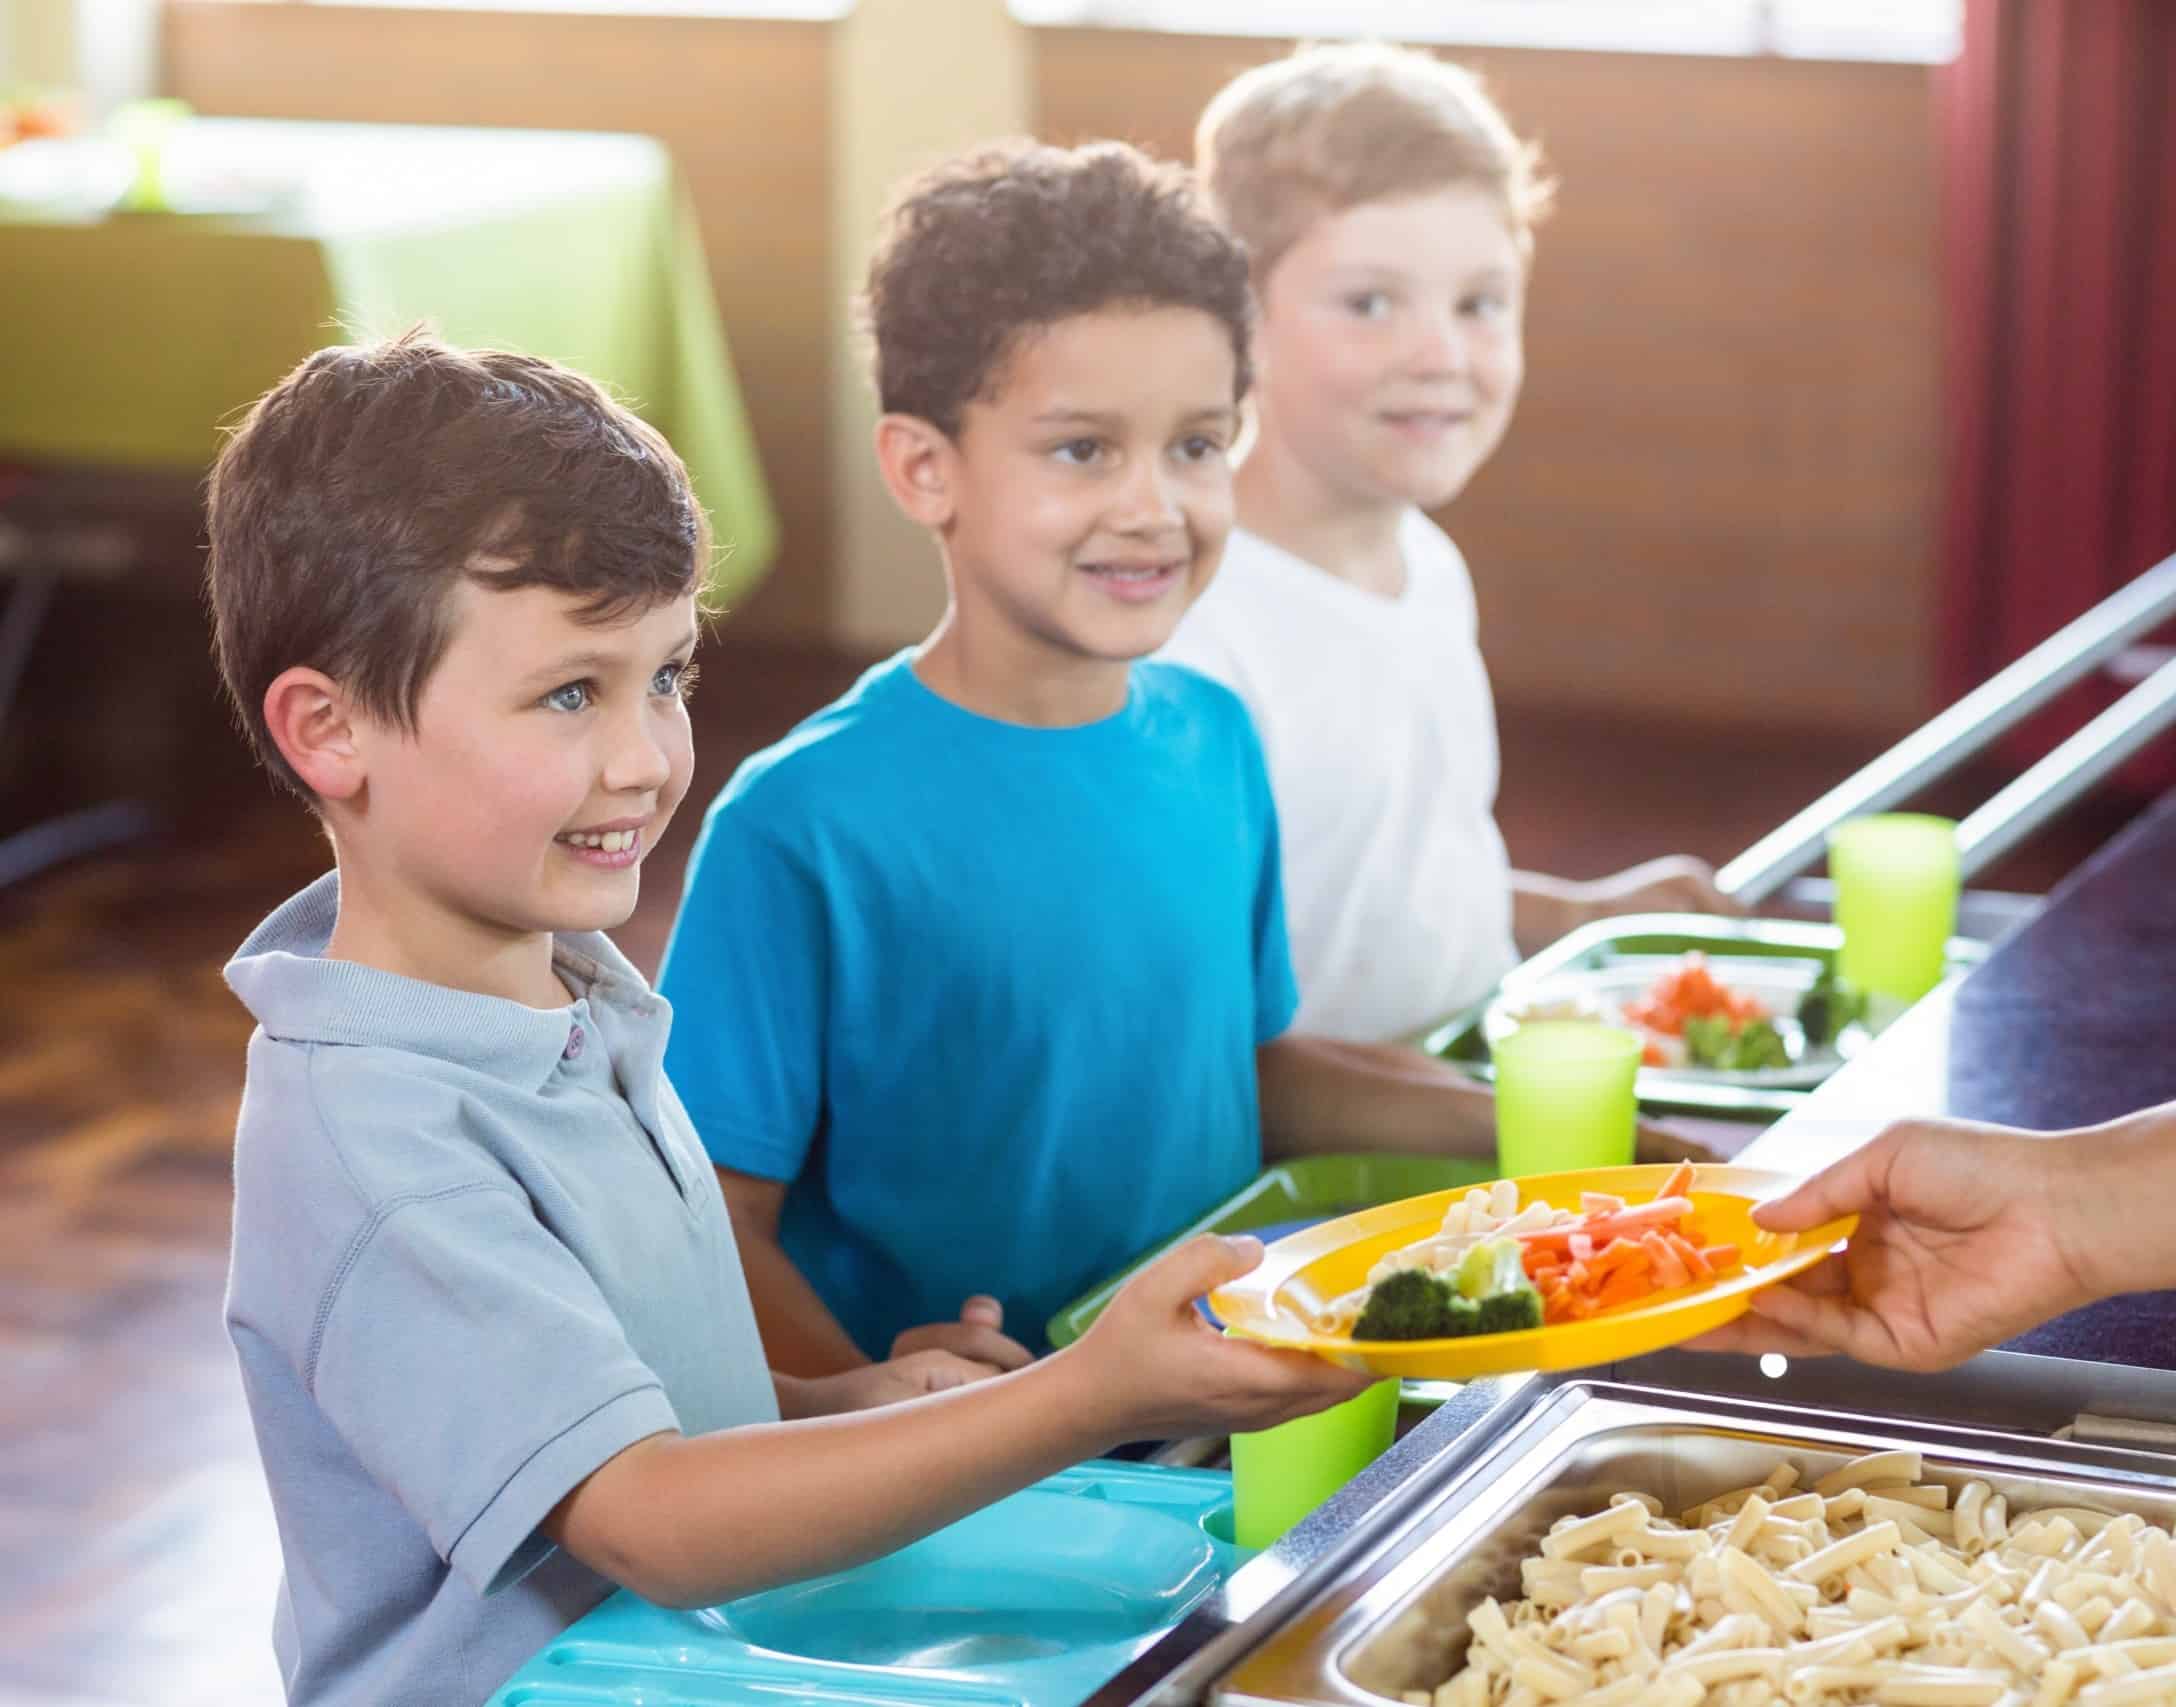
1461, 291, 1511, 320
1054, 438, 1104, 466
1345, 290, 1392, 320
653, 659, 700, 700
1175, 434, 1226, 464
543, 681, 592, 713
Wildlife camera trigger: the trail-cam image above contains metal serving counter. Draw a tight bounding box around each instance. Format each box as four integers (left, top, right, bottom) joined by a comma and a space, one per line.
1090, 785, 2176, 1706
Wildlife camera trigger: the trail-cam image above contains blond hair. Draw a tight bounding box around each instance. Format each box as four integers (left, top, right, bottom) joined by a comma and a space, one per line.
1195, 41, 1553, 282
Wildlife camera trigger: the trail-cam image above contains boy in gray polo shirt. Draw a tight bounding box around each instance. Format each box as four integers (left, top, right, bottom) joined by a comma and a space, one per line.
207, 332, 1372, 1707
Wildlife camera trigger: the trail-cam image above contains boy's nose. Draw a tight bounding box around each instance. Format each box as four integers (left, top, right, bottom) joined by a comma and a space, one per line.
1111, 460, 1183, 532
1410, 315, 1472, 379
603, 712, 675, 793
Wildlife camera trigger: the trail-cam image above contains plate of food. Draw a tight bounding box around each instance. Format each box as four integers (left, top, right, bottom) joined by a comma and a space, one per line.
1484, 951, 1869, 1090
1207, 1163, 1854, 1379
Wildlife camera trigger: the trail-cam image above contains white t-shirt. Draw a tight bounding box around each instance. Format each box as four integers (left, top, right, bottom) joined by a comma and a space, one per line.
1160, 511, 1516, 1042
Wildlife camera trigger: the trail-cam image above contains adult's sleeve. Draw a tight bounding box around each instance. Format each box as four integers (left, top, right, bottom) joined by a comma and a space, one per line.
306, 1182, 683, 1597
657, 800, 829, 1182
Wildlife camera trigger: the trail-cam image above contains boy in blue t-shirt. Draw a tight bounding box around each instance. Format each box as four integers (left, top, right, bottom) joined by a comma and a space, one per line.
661, 140, 1514, 1376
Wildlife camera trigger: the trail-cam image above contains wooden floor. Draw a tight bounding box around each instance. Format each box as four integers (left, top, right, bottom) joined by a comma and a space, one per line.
0, 638, 2138, 1707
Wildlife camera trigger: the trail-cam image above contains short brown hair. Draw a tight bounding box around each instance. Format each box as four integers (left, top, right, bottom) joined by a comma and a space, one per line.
861, 139, 1254, 439
1196, 42, 1554, 283
206, 329, 710, 800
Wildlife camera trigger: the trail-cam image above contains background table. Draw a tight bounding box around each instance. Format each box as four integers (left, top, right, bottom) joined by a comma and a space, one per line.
0, 118, 779, 598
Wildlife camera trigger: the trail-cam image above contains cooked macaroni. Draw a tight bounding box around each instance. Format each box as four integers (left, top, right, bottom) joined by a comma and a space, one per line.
1400, 1451, 2176, 1707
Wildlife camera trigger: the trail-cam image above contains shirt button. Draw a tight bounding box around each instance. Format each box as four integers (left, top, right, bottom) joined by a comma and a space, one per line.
564, 1023, 585, 1060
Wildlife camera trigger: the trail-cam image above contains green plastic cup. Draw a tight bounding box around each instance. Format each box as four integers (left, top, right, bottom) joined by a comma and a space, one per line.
1492, 1020, 1642, 1178
1827, 813, 1959, 1005
1230, 1376, 1398, 1550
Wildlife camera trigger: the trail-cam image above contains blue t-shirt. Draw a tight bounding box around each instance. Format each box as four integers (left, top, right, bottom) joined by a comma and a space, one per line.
659, 652, 1297, 1356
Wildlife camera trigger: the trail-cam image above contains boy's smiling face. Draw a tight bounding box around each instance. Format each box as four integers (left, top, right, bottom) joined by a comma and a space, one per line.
334, 582, 700, 990
908, 304, 1240, 719
1254, 182, 1526, 513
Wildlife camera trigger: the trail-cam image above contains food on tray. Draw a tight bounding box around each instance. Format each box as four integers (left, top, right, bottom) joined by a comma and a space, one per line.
1328, 1165, 1743, 1341
1797, 961, 1869, 1049
1624, 953, 1787, 1071
1409, 1448, 2176, 1707
1506, 955, 1811, 1073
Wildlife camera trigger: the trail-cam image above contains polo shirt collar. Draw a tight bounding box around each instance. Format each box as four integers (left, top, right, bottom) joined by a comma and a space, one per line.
224, 872, 671, 1101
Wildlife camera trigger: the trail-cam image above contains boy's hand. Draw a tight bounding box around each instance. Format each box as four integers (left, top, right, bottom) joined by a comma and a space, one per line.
890, 1295, 1034, 1372
1070, 1236, 1376, 1441
1579, 855, 1745, 924
785, 1348, 1008, 1416
1689, 1118, 2101, 1370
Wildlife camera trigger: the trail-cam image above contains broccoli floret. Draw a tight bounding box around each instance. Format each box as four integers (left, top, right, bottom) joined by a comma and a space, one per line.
1456, 1238, 1528, 1302
1727, 1019, 1790, 1070
1447, 1239, 1545, 1336
1475, 1281, 1544, 1336
1682, 1013, 1734, 1068
1684, 1013, 1791, 1071
1353, 1268, 1478, 1340
1798, 964, 1866, 1048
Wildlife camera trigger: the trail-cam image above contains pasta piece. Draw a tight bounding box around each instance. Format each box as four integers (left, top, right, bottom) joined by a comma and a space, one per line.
1816, 1451, 1925, 1498
1544, 1501, 1650, 1561
1871, 1667, 2013, 1705
1869, 1495, 1958, 1539
2076, 1662, 2176, 1706
1961, 1597, 2051, 1673
1789, 1519, 1908, 1586
1720, 1544, 1808, 1636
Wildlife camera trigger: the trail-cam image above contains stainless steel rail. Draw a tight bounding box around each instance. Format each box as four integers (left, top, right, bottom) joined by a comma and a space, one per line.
1955, 650, 2176, 878
1716, 553, 2176, 905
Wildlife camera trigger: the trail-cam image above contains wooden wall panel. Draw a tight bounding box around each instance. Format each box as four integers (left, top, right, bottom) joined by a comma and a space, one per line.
1037, 30, 1941, 736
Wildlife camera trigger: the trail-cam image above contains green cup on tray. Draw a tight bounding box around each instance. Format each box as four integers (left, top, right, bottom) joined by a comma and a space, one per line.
1490, 1019, 1642, 1178
1827, 812, 1960, 1009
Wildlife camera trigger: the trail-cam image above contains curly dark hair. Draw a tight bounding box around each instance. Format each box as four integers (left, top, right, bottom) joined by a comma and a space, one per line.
206, 327, 710, 802
861, 139, 1255, 438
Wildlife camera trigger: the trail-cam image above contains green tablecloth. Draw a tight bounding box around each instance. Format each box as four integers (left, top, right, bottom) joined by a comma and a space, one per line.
0, 120, 777, 599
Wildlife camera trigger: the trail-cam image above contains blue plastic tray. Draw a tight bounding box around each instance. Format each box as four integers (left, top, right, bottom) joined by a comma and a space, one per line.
486, 1460, 1244, 1707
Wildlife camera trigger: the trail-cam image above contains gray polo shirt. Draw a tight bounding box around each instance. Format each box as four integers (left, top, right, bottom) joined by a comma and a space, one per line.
223, 873, 777, 1707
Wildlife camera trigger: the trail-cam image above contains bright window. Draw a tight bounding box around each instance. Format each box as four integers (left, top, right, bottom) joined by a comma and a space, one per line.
1008, 0, 1962, 64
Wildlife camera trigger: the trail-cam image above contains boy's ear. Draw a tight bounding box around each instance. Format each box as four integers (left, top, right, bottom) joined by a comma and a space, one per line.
262, 667, 369, 802
873, 413, 958, 529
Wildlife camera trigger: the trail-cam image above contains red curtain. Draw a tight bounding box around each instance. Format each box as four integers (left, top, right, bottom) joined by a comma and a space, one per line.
1937, 0, 2176, 792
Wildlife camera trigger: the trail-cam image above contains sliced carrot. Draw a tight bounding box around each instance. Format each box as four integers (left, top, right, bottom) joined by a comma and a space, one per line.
1518, 1198, 1694, 1253
1670, 1233, 1714, 1281
1594, 1266, 1657, 1311
1640, 1230, 1691, 1290
1699, 1243, 1742, 1272
1580, 1192, 1627, 1215
1658, 1162, 1696, 1202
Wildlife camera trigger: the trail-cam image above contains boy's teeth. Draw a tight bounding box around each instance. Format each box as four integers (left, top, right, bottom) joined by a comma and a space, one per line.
563, 829, 637, 852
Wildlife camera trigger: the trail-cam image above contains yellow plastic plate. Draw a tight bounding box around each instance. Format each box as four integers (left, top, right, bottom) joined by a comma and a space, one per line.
1207, 1164, 1855, 1379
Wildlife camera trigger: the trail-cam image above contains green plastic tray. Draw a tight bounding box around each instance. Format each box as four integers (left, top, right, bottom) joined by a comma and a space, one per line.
1422, 912, 1985, 1123
1043, 1151, 1498, 1351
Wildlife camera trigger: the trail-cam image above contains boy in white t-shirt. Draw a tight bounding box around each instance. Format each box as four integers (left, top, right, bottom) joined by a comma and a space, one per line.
1162, 43, 1740, 1045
